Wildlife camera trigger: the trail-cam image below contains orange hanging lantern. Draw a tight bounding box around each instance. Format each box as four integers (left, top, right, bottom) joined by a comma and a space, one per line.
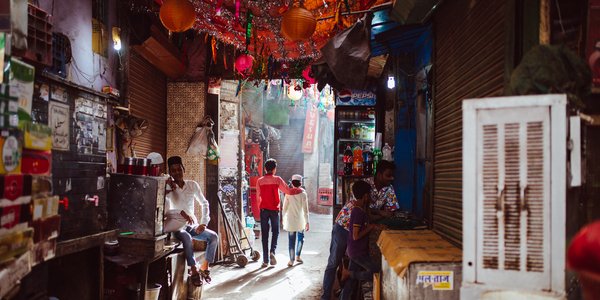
159, 0, 196, 32
281, 4, 316, 41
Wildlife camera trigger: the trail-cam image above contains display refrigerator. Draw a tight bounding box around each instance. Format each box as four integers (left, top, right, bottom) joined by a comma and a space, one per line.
333, 90, 381, 219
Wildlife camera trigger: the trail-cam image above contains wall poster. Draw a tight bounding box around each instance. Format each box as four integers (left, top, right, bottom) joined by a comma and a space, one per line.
48, 101, 70, 151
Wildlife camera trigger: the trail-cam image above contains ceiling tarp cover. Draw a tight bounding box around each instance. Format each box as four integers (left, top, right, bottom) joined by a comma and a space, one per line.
151, 0, 390, 60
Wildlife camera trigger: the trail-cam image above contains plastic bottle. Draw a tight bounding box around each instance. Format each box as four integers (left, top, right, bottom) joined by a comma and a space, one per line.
363, 144, 374, 176
373, 147, 382, 174
352, 145, 364, 176
382, 143, 393, 161
343, 144, 353, 175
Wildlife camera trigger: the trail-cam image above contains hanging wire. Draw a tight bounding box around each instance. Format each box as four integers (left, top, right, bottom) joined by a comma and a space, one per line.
554, 0, 566, 35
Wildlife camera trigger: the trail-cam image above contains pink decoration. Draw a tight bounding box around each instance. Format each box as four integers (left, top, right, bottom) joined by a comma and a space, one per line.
235, 54, 254, 75
302, 66, 316, 84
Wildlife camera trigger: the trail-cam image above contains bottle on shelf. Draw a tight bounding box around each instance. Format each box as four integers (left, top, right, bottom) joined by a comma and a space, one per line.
352, 144, 364, 176
363, 144, 374, 176
382, 143, 393, 161
373, 147, 382, 174
343, 144, 353, 176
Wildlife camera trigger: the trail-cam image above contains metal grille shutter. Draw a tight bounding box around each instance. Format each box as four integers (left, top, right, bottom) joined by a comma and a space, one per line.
269, 119, 305, 183
128, 50, 167, 158
432, 0, 507, 246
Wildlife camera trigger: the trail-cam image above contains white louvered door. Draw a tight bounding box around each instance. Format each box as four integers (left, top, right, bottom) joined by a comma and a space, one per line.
475, 107, 551, 289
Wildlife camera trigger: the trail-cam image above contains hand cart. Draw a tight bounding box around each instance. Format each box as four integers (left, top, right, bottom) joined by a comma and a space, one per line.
216, 190, 260, 267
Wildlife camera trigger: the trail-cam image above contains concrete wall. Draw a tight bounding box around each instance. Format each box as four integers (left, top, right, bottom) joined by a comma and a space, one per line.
38, 0, 119, 91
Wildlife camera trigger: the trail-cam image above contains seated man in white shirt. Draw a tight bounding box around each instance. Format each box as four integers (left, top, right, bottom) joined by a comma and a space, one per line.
164, 156, 218, 287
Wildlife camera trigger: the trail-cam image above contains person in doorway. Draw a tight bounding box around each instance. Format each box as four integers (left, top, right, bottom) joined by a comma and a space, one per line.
340, 180, 383, 300
282, 174, 310, 267
256, 158, 303, 267
321, 188, 358, 300
164, 156, 218, 286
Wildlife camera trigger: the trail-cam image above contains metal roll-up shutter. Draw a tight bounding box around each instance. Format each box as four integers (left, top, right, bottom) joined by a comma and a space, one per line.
128, 50, 167, 158
432, 0, 507, 247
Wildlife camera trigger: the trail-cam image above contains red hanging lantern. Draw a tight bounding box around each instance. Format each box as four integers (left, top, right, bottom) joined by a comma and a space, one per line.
235, 54, 254, 76
281, 5, 316, 41
159, 0, 196, 32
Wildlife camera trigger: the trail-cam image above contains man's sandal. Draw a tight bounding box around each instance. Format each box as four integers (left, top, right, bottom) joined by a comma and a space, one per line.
200, 270, 212, 284
191, 273, 203, 287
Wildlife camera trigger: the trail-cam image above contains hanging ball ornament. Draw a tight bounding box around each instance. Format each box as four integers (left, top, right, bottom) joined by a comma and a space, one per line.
235, 54, 255, 76
281, 6, 316, 41
159, 0, 196, 32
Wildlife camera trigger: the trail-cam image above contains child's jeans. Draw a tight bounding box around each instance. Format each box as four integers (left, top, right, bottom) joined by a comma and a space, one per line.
288, 230, 305, 261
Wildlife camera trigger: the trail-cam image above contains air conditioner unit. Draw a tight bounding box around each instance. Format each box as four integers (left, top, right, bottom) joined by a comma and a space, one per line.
461, 94, 569, 299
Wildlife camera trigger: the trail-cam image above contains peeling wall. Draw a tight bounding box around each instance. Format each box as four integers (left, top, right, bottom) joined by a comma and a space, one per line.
38, 0, 119, 91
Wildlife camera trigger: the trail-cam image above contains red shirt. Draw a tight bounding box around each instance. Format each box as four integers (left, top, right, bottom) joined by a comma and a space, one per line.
256, 174, 302, 211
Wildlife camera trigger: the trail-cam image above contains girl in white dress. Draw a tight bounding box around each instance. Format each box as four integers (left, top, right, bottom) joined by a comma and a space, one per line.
282, 174, 310, 267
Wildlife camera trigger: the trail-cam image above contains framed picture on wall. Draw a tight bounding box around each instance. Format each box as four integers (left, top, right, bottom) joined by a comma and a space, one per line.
48, 101, 70, 151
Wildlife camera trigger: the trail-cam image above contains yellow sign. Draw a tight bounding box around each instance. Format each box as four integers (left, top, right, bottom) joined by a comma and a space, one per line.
416, 271, 453, 290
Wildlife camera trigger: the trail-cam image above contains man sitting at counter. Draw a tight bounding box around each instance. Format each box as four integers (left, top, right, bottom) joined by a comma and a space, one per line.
164, 156, 218, 287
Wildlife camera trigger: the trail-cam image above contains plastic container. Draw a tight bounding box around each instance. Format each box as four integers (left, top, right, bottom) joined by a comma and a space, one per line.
352, 145, 363, 176
133, 158, 151, 176
145, 283, 161, 300
118, 157, 135, 174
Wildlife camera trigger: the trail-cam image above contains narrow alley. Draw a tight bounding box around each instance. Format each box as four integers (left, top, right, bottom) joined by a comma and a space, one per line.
202, 213, 332, 300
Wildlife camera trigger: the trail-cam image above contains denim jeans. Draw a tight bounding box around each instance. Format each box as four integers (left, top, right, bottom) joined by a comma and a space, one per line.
320, 223, 348, 300
340, 254, 380, 300
288, 230, 305, 261
260, 209, 280, 263
174, 225, 219, 267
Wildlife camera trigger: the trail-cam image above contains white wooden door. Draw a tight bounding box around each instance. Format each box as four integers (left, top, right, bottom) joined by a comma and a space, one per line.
475, 106, 551, 289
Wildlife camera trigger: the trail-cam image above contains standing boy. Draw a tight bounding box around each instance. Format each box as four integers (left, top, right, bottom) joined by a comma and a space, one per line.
340, 180, 383, 300
256, 159, 303, 267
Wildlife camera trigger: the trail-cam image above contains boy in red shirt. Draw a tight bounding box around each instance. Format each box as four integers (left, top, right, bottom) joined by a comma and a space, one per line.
256, 159, 303, 267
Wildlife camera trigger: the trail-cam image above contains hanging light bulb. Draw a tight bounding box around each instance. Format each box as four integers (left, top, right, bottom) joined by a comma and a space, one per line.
387, 76, 395, 89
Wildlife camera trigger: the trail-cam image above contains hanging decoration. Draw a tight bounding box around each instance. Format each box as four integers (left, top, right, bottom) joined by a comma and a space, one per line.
235, 54, 254, 77
133, 0, 389, 60
281, 3, 317, 41
159, 0, 196, 32
302, 66, 317, 84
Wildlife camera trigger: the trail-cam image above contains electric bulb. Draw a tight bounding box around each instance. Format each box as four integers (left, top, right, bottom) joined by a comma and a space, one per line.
387, 76, 395, 89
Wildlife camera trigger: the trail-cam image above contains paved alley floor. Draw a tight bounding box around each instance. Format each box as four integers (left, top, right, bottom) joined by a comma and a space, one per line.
202, 213, 333, 300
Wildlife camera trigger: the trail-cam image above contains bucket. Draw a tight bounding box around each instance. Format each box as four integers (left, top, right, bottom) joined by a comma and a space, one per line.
144, 283, 161, 300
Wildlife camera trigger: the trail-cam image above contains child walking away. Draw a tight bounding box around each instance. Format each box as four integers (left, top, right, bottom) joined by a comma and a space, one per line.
282, 174, 310, 267
340, 180, 384, 300
256, 159, 303, 267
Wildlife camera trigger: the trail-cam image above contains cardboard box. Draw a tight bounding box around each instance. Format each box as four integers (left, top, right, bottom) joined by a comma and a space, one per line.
31, 215, 60, 243
0, 128, 22, 174
21, 149, 51, 175
32, 195, 58, 220
31, 238, 56, 266
0, 250, 32, 298
0, 174, 32, 207
0, 203, 32, 230
20, 121, 52, 151
0, 228, 33, 264
31, 175, 52, 197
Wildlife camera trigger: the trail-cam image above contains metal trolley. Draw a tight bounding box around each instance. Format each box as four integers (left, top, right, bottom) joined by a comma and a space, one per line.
216, 190, 260, 267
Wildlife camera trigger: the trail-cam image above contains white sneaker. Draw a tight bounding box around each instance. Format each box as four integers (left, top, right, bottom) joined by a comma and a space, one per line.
287, 261, 294, 267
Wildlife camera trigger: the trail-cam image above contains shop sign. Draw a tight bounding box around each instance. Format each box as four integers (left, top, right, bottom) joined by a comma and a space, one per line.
416, 271, 453, 290
302, 106, 318, 153
335, 89, 376, 106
